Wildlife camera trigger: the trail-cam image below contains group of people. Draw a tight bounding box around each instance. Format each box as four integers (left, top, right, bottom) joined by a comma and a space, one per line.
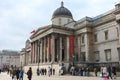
37, 67, 55, 77
8, 67, 32, 80
100, 66, 117, 80
9, 68, 24, 80
70, 66, 90, 76
68, 65, 117, 79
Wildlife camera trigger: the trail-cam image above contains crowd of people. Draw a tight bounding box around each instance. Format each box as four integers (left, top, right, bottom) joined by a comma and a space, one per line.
0, 65, 118, 80
69, 66, 90, 76
69, 65, 117, 79
36, 67, 55, 77
9, 68, 24, 80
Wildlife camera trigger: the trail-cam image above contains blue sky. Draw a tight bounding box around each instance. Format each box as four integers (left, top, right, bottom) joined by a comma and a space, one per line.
0, 0, 119, 51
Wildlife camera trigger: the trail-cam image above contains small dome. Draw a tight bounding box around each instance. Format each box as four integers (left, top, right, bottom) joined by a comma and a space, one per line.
52, 2, 73, 19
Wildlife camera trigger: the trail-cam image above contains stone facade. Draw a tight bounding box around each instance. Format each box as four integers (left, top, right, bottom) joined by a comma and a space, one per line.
21, 2, 120, 75
0, 50, 20, 69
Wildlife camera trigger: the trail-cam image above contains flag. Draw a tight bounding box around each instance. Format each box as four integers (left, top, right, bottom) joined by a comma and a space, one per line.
30, 30, 36, 34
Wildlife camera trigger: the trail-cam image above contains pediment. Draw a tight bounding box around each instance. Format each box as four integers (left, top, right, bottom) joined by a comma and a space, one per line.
30, 24, 74, 42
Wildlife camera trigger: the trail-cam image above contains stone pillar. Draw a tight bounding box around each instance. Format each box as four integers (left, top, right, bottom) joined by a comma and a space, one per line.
66, 36, 69, 62
35, 41, 37, 63
33, 42, 35, 63
31, 43, 33, 63
47, 37, 50, 62
77, 36, 81, 61
38, 40, 41, 63
52, 34, 55, 62
59, 37, 62, 62
40, 39, 43, 63
85, 33, 89, 62
44, 37, 46, 63
36, 41, 38, 63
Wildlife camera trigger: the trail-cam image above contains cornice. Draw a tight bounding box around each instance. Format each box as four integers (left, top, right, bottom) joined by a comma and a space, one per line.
30, 24, 74, 39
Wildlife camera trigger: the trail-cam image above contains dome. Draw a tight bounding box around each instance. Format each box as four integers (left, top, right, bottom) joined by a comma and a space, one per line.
52, 2, 73, 19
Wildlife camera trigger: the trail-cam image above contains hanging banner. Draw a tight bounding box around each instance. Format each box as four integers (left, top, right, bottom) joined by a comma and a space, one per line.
69, 35, 74, 57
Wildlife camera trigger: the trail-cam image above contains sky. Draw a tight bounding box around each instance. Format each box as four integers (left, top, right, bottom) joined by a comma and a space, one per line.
0, 0, 119, 51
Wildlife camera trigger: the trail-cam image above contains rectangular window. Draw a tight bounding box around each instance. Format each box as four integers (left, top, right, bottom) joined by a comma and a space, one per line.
94, 51, 100, 62
117, 48, 120, 60
105, 49, 111, 61
94, 34, 98, 42
104, 30, 108, 40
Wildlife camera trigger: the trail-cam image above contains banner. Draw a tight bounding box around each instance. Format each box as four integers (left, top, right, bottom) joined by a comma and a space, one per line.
69, 35, 74, 57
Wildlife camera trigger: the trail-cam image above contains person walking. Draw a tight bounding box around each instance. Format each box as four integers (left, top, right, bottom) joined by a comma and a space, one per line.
19, 69, 24, 80
27, 67, 32, 80
112, 66, 117, 80
94, 67, 98, 77
107, 66, 112, 79
16, 68, 20, 80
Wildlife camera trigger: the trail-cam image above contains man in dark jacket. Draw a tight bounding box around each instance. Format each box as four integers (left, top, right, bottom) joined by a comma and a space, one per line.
107, 66, 112, 79
27, 67, 32, 80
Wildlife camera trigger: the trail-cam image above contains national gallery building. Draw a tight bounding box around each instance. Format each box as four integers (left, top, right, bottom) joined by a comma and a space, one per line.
21, 2, 120, 74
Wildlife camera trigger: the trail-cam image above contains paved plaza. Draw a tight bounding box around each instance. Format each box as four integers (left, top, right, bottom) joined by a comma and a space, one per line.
0, 72, 120, 80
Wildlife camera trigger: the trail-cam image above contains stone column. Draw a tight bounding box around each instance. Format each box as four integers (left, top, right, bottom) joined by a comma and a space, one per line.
85, 34, 89, 62
66, 36, 69, 62
52, 34, 55, 62
77, 36, 81, 61
59, 36, 62, 62
31, 43, 33, 63
35, 41, 37, 63
33, 42, 35, 63
39, 40, 41, 63
40, 39, 43, 63
84, 32, 94, 62
47, 37, 50, 62
44, 37, 46, 63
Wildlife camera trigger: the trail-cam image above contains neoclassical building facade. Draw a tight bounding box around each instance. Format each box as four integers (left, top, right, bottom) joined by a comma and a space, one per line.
21, 2, 120, 74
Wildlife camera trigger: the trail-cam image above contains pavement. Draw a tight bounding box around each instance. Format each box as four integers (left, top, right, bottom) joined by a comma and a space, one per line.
0, 72, 120, 80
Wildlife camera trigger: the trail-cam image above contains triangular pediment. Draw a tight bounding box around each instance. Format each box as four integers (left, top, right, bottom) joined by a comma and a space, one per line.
30, 24, 74, 42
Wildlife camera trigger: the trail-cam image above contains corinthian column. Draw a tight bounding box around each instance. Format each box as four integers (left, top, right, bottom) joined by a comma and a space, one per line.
51, 34, 55, 62
47, 37, 50, 62
59, 37, 62, 62
77, 36, 81, 61
66, 36, 69, 62
40, 39, 43, 63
